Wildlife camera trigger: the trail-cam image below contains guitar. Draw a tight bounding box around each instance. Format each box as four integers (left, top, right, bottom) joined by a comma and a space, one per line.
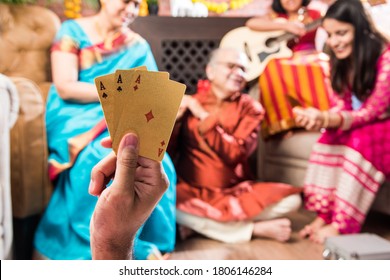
219, 18, 322, 82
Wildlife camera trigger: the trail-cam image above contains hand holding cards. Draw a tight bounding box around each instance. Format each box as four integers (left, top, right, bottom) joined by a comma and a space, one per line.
94, 67, 186, 162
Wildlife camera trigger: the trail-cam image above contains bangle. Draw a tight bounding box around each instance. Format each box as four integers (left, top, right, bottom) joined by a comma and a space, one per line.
338, 111, 352, 130
322, 111, 329, 128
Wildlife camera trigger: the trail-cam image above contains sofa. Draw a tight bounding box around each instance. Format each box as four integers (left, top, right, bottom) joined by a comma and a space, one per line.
0, 3, 60, 259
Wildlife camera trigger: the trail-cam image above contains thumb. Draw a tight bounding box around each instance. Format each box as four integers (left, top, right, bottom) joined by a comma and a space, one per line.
112, 133, 139, 192
292, 106, 303, 115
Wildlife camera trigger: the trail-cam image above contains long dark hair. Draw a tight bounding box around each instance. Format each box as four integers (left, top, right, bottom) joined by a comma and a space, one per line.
324, 0, 388, 100
272, 0, 311, 14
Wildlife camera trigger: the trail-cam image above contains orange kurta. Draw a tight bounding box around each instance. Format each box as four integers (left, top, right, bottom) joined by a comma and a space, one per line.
173, 88, 302, 222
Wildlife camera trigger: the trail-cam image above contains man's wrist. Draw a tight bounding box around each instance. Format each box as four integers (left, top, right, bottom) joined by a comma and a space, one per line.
91, 238, 134, 260
93, 248, 133, 260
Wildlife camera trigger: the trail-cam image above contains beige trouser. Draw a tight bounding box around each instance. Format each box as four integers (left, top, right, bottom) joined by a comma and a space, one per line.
176, 194, 301, 243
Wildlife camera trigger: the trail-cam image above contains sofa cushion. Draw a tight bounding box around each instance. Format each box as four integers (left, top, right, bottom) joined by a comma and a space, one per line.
265, 130, 320, 160
0, 4, 60, 84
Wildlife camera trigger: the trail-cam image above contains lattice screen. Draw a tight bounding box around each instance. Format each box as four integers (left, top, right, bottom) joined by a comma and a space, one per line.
161, 39, 220, 94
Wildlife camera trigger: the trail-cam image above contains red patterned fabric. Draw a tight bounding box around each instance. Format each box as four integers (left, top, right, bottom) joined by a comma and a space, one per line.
51, 31, 131, 70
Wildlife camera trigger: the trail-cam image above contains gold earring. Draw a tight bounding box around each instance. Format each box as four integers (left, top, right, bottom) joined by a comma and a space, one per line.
100, 0, 106, 10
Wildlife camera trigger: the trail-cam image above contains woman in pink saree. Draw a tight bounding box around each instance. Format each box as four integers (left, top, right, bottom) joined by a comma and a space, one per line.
293, 0, 390, 243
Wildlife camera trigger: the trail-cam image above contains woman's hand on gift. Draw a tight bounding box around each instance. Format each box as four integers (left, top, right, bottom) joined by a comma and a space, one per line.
293, 107, 324, 131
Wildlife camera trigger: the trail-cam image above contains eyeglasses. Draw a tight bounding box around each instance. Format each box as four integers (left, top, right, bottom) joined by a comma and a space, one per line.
123, 0, 141, 7
215, 62, 247, 73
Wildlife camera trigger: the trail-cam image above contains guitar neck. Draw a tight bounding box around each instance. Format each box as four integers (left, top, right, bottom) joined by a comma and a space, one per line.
276, 18, 322, 43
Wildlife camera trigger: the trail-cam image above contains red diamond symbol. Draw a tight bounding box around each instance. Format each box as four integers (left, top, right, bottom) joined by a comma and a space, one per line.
133, 85, 138, 91
145, 110, 154, 122
158, 148, 164, 157
160, 140, 165, 147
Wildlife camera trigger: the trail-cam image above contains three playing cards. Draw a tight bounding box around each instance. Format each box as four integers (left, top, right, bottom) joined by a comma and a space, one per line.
94, 67, 186, 162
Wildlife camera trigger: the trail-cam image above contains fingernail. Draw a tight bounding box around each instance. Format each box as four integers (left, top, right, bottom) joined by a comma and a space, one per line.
88, 177, 95, 195
124, 133, 138, 147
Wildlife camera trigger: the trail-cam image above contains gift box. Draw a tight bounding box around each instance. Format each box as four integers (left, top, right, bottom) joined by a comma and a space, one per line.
259, 52, 332, 139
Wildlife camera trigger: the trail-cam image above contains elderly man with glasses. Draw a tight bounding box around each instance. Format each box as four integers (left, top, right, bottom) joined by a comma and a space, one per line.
170, 48, 302, 244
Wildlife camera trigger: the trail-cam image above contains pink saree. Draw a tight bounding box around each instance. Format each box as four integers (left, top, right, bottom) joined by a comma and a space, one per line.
303, 45, 390, 234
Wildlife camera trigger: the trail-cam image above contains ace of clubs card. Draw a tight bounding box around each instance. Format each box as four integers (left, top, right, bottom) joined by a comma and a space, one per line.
95, 73, 116, 138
